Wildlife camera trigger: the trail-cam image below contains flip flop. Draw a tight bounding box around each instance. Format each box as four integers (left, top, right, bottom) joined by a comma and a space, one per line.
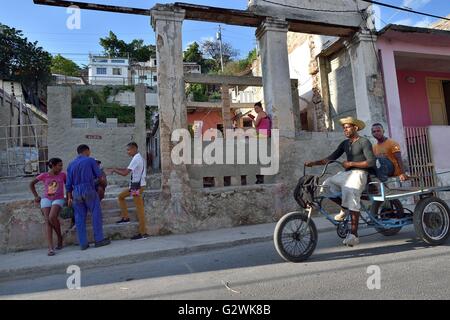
48, 250, 55, 256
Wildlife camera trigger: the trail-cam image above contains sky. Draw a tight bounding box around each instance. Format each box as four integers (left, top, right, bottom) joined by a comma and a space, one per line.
0, 0, 449, 67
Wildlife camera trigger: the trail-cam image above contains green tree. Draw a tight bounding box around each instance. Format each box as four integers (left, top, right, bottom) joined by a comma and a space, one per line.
183, 42, 203, 64
51, 54, 80, 76
99, 31, 156, 62
200, 40, 238, 73
0, 23, 52, 97
223, 48, 258, 76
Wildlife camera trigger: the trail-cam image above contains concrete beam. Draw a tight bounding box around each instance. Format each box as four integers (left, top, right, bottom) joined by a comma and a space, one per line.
185, 73, 299, 87
186, 102, 255, 109
248, 0, 369, 29
33, 0, 150, 15
185, 74, 264, 86
33, 1, 359, 37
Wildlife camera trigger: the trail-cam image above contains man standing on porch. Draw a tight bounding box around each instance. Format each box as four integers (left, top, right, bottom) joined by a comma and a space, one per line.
371, 123, 409, 182
107, 142, 149, 240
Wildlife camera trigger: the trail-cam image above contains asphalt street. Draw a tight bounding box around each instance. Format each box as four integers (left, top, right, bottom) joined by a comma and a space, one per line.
1, 225, 449, 300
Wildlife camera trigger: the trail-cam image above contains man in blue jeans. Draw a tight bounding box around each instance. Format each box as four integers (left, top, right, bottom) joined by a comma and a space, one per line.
66, 144, 110, 250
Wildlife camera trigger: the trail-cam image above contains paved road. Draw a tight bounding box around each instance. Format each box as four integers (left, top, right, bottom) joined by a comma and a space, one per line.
1, 226, 449, 300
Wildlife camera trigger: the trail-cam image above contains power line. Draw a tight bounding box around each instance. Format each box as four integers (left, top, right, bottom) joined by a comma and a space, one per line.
360, 0, 450, 22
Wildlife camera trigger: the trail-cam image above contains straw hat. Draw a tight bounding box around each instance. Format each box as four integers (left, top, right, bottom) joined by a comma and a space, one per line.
339, 116, 366, 131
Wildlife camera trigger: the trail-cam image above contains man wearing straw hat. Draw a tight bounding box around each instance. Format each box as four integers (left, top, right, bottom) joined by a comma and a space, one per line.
305, 116, 376, 247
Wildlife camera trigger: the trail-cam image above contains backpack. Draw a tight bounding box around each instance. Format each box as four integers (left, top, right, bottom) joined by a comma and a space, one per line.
293, 175, 319, 208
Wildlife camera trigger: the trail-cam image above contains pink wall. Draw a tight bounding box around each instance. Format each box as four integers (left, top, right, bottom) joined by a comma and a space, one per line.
397, 70, 450, 127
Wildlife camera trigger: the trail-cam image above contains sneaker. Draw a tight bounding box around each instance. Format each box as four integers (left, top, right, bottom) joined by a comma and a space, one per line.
94, 239, 111, 248
334, 211, 347, 222
131, 233, 150, 241
116, 218, 130, 224
343, 233, 360, 247
80, 244, 89, 251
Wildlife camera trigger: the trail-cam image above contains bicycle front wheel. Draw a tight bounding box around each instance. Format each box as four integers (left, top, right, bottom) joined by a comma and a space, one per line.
274, 211, 318, 263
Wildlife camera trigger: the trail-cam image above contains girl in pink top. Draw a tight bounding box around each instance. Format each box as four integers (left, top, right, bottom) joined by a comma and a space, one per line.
30, 158, 66, 256
253, 102, 272, 137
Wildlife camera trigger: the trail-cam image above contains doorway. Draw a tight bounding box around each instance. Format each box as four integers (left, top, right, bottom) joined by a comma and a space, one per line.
443, 80, 450, 126
426, 78, 449, 126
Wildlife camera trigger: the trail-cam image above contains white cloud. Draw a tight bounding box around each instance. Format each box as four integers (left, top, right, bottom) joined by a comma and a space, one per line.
414, 17, 432, 27
393, 18, 414, 25
200, 36, 214, 43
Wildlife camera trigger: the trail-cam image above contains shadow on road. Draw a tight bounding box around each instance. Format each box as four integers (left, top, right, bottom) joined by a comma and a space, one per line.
2, 229, 449, 298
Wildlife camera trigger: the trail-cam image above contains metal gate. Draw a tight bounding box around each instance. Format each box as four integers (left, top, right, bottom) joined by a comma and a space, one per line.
404, 127, 436, 188
0, 124, 48, 178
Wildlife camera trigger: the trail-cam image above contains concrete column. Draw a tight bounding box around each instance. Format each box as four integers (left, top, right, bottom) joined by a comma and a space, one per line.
346, 30, 388, 135
221, 84, 232, 135
291, 80, 302, 132
47, 86, 72, 165
318, 56, 332, 130
134, 84, 147, 163
151, 5, 188, 193
379, 47, 407, 158
256, 18, 295, 138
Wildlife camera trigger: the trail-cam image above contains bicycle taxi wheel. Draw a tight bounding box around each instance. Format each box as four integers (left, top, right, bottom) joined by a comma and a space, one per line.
414, 196, 450, 245
274, 211, 318, 263
371, 199, 404, 236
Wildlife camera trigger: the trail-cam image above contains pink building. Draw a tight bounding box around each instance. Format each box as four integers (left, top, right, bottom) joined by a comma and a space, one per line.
378, 25, 450, 187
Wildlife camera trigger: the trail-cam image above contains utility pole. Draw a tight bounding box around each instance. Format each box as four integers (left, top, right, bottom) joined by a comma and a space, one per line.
216, 25, 224, 73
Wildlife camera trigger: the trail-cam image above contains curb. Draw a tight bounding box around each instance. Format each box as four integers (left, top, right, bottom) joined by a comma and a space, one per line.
0, 224, 337, 282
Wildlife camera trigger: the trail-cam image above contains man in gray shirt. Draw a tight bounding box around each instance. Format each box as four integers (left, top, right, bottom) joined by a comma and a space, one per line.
305, 117, 375, 247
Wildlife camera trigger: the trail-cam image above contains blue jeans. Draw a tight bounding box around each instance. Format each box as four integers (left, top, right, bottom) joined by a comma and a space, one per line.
73, 186, 104, 248
374, 157, 395, 182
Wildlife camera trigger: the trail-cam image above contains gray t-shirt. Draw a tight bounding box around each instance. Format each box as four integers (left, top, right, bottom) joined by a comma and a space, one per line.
327, 136, 376, 171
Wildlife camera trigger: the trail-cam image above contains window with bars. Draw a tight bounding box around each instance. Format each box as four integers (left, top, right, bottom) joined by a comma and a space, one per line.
96, 68, 107, 75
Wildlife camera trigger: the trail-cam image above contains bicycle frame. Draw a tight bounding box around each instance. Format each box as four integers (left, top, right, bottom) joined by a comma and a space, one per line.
303, 161, 414, 231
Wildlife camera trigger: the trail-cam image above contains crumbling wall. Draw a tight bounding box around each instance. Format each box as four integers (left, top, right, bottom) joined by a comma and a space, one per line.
46, 86, 146, 170
328, 49, 357, 130
0, 131, 345, 252
145, 131, 344, 235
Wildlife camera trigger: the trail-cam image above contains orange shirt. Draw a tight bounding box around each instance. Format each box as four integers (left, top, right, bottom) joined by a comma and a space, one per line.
373, 139, 402, 176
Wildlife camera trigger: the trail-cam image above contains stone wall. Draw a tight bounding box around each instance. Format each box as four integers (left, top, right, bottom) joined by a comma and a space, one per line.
143, 132, 345, 235
328, 49, 357, 130
47, 86, 146, 170
0, 131, 345, 252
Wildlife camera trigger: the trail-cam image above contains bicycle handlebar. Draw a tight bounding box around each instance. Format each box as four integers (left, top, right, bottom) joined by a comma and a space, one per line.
303, 160, 343, 178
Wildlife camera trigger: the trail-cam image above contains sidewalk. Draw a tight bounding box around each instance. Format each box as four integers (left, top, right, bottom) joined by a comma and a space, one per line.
0, 216, 335, 282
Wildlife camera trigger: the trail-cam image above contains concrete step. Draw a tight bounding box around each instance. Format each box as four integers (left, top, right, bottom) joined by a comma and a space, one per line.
64, 222, 141, 244
85, 208, 139, 225
100, 197, 135, 210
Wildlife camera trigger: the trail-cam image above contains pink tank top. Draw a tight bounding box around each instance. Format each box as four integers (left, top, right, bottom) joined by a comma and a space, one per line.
256, 116, 272, 137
